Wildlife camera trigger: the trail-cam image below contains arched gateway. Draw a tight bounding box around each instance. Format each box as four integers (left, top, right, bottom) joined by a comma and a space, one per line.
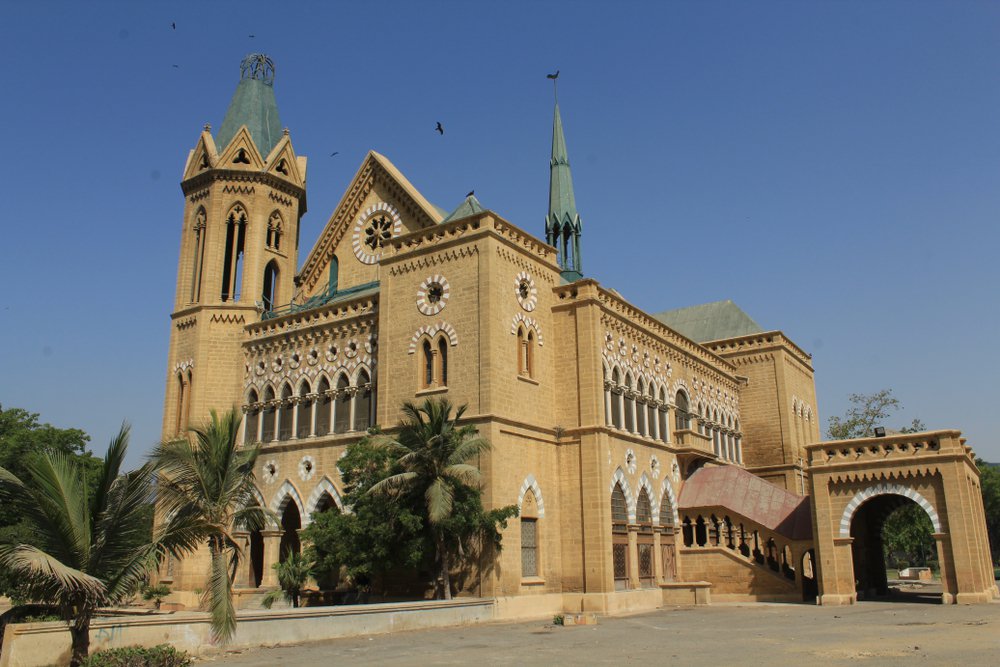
806, 430, 997, 605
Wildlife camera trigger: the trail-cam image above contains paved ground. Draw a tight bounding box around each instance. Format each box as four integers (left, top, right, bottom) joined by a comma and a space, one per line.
200, 594, 1000, 666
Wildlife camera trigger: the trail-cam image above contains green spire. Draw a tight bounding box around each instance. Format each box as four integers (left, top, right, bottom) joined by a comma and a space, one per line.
216, 54, 283, 157
546, 102, 583, 281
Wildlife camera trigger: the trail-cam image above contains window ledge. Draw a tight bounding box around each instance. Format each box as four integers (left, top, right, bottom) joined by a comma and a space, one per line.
520, 576, 546, 586
416, 386, 449, 397
517, 374, 540, 386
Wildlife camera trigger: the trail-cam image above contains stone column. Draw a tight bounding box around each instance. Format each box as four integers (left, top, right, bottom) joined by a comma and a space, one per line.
260, 529, 283, 588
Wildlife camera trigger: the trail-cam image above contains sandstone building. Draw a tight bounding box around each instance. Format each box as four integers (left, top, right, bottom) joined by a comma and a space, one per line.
159, 55, 996, 612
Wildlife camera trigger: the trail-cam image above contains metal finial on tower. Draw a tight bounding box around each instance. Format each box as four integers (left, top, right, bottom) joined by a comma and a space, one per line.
546, 69, 560, 104
240, 54, 275, 86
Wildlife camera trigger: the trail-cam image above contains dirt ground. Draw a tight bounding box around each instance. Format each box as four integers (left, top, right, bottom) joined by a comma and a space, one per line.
200, 593, 1000, 666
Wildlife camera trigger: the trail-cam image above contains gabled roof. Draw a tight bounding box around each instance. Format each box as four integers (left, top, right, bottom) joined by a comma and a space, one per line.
441, 194, 485, 222
653, 300, 763, 342
678, 465, 812, 540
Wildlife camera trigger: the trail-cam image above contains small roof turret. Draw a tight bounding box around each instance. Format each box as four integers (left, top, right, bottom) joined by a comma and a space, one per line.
215, 54, 283, 157
441, 193, 486, 222
546, 94, 583, 282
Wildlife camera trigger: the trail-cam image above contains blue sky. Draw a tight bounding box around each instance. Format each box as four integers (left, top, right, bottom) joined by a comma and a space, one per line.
1, 1, 998, 465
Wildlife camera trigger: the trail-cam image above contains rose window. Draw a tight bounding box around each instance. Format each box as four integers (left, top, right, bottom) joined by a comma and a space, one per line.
352, 203, 402, 264
364, 215, 393, 251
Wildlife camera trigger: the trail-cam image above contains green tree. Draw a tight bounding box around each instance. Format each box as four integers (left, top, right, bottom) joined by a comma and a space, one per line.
370, 399, 517, 600
0, 425, 201, 666
826, 389, 903, 440
152, 409, 270, 644
303, 436, 427, 595
261, 551, 312, 609
975, 459, 1000, 567
882, 503, 935, 567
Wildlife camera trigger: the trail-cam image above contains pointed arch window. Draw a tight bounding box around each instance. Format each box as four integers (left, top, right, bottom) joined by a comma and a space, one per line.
333, 374, 351, 434
190, 208, 207, 303
517, 328, 536, 379
623, 374, 636, 433
645, 384, 657, 440
419, 335, 449, 390
262, 260, 279, 311
636, 379, 647, 437
675, 391, 690, 431
353, 370, 372, 432
221, 205, 248, 302
174, 373, 186, 436
437, 338, 448, 387
610, 369, 623, 429
262, 386, 276, 442
658, 387, 669, 443
278, 384, 294, 440
296, 381, 312, 439
316, 377, 331, 436
636, 488, 654, 587
611, 483, 630, 590
246, 389, 261, 443
660, 488, 677, 582
520, 490, 540, 579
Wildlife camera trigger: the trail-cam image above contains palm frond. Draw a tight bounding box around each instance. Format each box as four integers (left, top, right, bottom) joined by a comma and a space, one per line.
442, 463, 481, 486
0, 543, 105, 597
204, 543, 237, 644
368, 471, 418, 497
426, 477, 454, 524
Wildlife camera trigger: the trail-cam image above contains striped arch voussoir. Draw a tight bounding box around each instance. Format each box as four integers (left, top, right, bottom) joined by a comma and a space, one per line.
638, 472, 658, 524
305, 476, 345, 519
407, 321, 459, 354
659, 477, 680, 527
269, 480, 305, 524
517, 474, 545, 518
510, 313, 545, 346
839, 483, 941, 537
610, 467, 636, 523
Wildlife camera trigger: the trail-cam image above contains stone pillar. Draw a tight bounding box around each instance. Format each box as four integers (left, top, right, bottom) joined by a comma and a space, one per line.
232, 531, 252, 588
261, 529, 283, 588
933, 533, 955, 604
628, 527, 640, 590
653, 531, 663, 583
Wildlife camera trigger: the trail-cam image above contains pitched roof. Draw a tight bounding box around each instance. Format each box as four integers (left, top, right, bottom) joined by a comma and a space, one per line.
441, 194, 485, 222
678, 465, 812, 540
652, 300, 763, 342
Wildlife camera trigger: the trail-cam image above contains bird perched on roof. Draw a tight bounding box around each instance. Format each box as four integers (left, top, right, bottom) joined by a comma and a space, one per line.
547, 70, 559, 80
466, 190, 475, 198
435, 122, 444, 135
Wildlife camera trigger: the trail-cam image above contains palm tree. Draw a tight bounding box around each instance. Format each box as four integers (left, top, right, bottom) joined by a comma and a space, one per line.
152, 408, 270, 644
370, 399, 490, 600
261, 550, 312, 609
0, 424, 202, 667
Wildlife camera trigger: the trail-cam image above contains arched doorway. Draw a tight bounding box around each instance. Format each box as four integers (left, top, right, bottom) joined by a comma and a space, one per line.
249, 529, 264, 587
801, 549, 817, 602
279, 501, 302, 562
848, 493, 939, 602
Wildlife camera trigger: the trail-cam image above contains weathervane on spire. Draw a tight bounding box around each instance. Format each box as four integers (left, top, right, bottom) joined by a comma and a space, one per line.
240, 53, 275, 86
547, 69, 560, 103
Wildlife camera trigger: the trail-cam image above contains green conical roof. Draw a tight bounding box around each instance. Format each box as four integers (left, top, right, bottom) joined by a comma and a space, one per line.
547, 103, 579, 227
442, 194, 485, 222
215, 54, 283, 157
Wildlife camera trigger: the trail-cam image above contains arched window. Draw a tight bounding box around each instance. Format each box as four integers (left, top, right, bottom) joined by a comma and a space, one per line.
525, 330, 535, 378
221, 204, 247, 302
261, 261, 279, 311
278, 384, 294, 440
712, 410, 721, 458
262, 385, 276, 442
246, 389, 261, 443
315, 377, 331, 436
437, 336, 448, 387
296, 381, 312, 439
190, 208, 207, 303
422, 339, 434, 388
183, 370, 193, 433
734, 419, 742, 464
675, 391, 690, 431
604, 367, 612, 425
624, 374, 635, 433
646, 384, 657, 440
267, 211, 282, 251
658, 387, 669, 443
520, 490, 540, 579
611, 483, 630, 590
636, 488, 654, 587
353, 370, 372, 432
174, 373, 185, 436
610, 369, 623, 429
636, 379, 647, 437
660, 488, 677, 580
333, 374, 351, 433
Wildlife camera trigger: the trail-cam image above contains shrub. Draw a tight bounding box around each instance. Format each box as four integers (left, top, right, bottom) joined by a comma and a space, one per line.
80, 644, 191, 667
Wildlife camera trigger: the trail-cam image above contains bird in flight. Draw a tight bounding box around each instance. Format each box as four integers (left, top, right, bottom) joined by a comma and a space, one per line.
466, 190, 475, 198
330, 151, 339, 157
547, 70, 560, 80
172, 64, 179, 68
249, 34, 255, 38
171, 22, 176, 30
435, 122, 444, 135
